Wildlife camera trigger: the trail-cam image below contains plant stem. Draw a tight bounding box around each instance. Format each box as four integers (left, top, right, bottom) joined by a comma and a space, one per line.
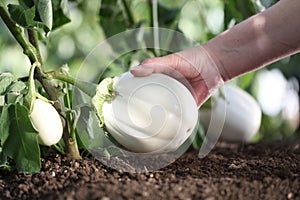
0, 2, 38, 63
64, 81, 78, 142
67, 137, 81, 159
28, 29, 44, 66
121, 0, 135, 26
46, 71, 97, 97
151, 0, 160, 56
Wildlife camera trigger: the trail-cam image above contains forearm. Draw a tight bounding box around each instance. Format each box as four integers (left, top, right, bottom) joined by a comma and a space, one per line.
203, 0, 300, 81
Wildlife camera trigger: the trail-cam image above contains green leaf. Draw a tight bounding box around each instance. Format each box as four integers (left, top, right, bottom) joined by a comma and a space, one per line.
0, 73, 16, 95
0, 73, 27, 105
6, 81, 27, 94
10, 0, 70, 32
190, 124, 205, 149
224, 0, 258, 27
52, 0, 71, 30
200, 97, 212, 109
238, 71, 255, 90
33, 0, 53, 32
19, 0, 34, 8
0, 103, 40, 173
99, 0, 127, 38
8, 4, 37, 28
178, 1, 207, 42
157, 3, 180, 28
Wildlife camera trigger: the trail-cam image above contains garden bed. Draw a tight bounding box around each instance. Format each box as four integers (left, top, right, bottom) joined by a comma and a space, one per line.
1, 137, 299, 200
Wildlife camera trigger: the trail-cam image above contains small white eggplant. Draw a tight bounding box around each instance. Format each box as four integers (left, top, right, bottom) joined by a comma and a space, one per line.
30, 99, 63, 146
200, 85, 261, 143
92, 72, 198, 153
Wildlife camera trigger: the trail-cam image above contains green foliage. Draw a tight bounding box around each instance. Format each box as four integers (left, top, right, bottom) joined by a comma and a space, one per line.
258, 113, 296, 141
34, 0, 53, 31
0, 73, 27, 103
0, 73, 40, 173
52, 0, 70, 30
8, 4, 37, 27
99, 0, 130, 38
0, 103, 40, 173
190, 124, 205, 149
0, 73, 16, 95
7, 0, 70, 33
236, 71, 256, 91
224, 0, 258, 26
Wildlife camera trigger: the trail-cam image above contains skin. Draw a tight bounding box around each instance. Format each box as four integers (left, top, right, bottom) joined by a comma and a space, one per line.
131, 0, 300, 106
92, 77, 114, 127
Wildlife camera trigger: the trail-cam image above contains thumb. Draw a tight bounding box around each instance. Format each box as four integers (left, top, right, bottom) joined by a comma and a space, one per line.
131, 55, 179, 77
130, 65, 154, 76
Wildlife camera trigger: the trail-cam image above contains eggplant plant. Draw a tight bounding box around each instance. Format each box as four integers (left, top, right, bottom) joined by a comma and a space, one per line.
0, 0, 79, 173
0, 0, 201, 173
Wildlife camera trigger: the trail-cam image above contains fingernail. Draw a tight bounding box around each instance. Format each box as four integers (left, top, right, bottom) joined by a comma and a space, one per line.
130, 65, 153, 76
130, 65, 142, 71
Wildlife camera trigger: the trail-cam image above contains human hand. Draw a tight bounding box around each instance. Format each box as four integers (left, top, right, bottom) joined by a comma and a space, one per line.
130, 46, 224, 106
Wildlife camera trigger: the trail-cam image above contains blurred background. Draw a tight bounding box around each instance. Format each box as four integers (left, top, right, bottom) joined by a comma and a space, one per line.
0, 0, 299, 141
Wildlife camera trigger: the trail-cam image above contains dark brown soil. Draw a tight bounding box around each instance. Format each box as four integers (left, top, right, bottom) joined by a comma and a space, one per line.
1, 137, 300, 200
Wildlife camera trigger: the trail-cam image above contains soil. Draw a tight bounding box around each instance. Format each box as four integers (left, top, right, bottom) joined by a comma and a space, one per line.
0, 137, 300, 200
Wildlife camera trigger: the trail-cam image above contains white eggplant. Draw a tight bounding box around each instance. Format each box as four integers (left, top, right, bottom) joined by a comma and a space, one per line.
30, 99, 63, 146
200, 85, 261, 142
92, 72, 198, 153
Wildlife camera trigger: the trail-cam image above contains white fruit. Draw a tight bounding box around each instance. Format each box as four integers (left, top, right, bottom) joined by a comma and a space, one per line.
30, 99, 63, 146
100, 72, 198, 153
200, 84, 262, 142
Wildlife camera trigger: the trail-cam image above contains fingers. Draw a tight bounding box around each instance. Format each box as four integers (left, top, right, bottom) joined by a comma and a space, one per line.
130, 54, 201, 102
130, 65, 154, 76
130, 56, 174, 77
129, 46, 222, 107
131, 55, 188, 81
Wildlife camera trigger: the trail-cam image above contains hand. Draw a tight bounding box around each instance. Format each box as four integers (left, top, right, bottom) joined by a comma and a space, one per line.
130, 46, 224, 106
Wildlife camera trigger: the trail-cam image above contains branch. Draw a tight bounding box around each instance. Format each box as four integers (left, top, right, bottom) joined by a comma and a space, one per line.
28, 29, 44, 66
0, 2, 38, 64
46, 71, 97, 97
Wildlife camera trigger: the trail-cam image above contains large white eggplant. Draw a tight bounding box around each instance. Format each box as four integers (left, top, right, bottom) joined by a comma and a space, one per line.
92, 72, 198, 153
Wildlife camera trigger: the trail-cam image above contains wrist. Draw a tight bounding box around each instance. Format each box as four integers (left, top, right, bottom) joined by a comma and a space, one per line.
190, 45, 225, 92
202, 43, 231, 82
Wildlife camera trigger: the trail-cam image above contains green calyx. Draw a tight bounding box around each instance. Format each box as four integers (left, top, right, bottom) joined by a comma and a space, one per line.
92, 77, 115, 127
24, 62, 52, 114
